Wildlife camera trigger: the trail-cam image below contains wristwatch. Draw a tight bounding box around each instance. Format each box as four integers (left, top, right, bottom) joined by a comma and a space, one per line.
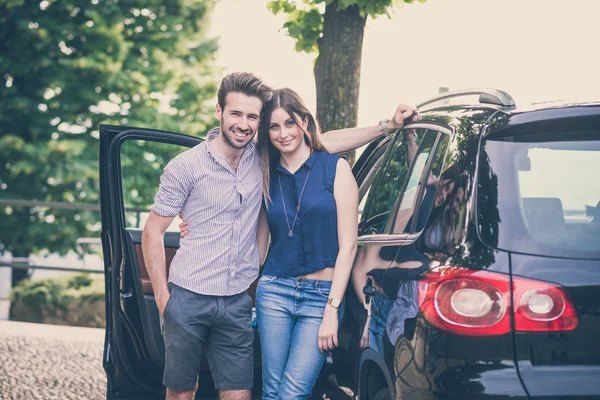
403, 130, 418, 143
379, 119, 392, 137
328, 297, 342, 309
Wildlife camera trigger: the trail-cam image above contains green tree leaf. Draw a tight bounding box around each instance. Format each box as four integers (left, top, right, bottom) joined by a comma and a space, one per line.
0, 0, 219, 258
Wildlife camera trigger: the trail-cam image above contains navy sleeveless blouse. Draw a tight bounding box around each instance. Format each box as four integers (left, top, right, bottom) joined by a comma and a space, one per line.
262, 151, 342, 277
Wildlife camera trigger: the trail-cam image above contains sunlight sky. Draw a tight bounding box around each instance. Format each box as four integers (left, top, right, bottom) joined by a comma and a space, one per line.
209, 0, 600, 125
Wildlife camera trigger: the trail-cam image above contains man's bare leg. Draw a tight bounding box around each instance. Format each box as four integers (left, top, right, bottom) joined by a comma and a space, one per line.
166, 385, 197, 400
220, 389, 251, 400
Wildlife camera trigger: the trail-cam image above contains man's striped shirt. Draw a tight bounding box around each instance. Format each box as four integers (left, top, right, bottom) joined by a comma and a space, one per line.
152, 128, 262, 296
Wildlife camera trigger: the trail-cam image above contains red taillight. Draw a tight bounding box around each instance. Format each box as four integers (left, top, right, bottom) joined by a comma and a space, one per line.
513, 279, 578, 332
418, 267, 578, 336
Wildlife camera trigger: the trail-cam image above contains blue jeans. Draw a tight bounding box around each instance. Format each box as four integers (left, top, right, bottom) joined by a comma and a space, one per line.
256, 275, 343, 400
368, 291, 393, 355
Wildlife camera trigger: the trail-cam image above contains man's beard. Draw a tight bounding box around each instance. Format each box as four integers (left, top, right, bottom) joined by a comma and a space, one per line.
221, 117, 253, 150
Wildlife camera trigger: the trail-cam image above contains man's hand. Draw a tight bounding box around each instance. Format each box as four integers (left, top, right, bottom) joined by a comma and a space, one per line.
390, 104, 421, 130
156, 291, 171, 316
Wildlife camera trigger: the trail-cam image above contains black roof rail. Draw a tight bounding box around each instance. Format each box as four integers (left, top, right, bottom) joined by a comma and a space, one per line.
417, 89, 516, 109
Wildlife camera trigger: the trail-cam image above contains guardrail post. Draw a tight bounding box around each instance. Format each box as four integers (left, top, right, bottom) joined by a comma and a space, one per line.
0, 254, 13, 320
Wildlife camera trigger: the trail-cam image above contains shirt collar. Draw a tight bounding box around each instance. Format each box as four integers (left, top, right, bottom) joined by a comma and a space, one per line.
275, 151, 318, 174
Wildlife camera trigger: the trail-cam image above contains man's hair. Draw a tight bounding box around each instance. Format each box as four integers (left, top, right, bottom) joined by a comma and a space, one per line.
217, 72, 273, 112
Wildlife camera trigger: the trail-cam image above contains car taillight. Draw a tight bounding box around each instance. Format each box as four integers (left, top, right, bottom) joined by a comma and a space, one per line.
513, 279, 578, 332
418, 267, 578, 336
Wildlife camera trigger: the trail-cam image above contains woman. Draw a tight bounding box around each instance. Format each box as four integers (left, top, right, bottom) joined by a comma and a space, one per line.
181, 88, 419, 399
250, 88, 357, 399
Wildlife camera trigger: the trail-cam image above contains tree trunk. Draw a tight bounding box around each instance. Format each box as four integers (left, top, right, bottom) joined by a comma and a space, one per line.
314, 3, 367, 166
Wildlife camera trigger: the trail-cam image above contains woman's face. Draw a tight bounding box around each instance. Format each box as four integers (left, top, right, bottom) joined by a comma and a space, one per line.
268, 107, 307, 155
451, 186, 465, 215
434, 178, 455, 208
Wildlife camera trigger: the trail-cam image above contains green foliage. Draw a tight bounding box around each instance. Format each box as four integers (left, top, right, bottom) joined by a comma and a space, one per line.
10, 273, 106, 327
267, 0, 425, 54
67, 273, 92, 289
0, 0, 219, 257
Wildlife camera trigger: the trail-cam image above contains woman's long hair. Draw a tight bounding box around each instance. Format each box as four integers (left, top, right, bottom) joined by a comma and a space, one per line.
257, 88, 326, 206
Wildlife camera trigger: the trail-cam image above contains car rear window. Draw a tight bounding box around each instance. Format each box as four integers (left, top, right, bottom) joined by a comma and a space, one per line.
479, 131, 600, 259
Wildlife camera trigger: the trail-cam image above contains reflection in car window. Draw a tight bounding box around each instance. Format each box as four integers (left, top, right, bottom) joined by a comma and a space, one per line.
357, 143, 390, 222
120, 139, 189, 231
359, 129, 426, 236
386, 130, 445, 234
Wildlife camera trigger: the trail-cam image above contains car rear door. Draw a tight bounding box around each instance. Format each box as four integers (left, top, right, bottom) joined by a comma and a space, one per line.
349, 123, 453, 399
100, 124, 202, 399
479, 115, 600, 398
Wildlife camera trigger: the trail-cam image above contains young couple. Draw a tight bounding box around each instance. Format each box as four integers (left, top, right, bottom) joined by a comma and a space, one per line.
142, 72, 419, 400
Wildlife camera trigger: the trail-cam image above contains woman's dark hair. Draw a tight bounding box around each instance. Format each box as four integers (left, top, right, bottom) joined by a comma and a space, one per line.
217, 72, 273, 112
257, 88, 326, 205
440, 163, 459, 183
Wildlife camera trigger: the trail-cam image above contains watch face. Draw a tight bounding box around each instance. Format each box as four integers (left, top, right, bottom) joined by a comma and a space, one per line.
329, 298, 341, 308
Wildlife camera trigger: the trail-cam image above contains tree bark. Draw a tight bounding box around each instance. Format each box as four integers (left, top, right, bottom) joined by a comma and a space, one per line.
314, 3, 367, 166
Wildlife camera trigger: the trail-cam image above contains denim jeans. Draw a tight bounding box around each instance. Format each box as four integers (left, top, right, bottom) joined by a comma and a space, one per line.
368, 291, 393, 355
256, 275, 343, 400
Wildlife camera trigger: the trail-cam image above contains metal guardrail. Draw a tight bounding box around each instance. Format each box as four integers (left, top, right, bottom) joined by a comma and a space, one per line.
0, 198, 151, 228
0, 199, 149, 213
0, 261, 103, 274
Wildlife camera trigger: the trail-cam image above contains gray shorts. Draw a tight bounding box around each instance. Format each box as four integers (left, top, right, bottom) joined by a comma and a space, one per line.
161, 283, 254, 391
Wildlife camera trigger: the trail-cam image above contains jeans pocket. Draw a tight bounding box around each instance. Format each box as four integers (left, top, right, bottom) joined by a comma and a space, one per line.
163, 283, 176, 317
258, 275, 277, 284
316, 282, 331, 298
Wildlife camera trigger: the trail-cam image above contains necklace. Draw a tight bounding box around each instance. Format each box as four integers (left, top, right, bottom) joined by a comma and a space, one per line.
278, 169, 311, 238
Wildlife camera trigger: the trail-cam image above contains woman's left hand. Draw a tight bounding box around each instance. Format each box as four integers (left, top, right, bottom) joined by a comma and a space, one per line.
318, 310, 339, 353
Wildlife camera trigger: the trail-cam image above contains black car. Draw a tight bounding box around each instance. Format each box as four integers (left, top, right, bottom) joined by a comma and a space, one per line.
99, 89, 600, 399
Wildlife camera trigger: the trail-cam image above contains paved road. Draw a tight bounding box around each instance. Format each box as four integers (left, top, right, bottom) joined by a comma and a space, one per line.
0, 321, 106, 400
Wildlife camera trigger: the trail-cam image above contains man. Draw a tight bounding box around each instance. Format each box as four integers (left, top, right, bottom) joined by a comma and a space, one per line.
142, 72, 418, 400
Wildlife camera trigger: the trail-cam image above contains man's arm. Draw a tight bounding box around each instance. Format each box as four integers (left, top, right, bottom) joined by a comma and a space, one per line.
320, 103, 421, 154
256, 207, 270, 267
142, 210, 176, 315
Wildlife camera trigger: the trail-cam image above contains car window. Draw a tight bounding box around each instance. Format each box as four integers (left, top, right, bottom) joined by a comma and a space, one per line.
481, 132, 600, 259
386, 130, 449, 234
359, 129, 427, 236
120, 139, 190, 231
357, 146, 389, 221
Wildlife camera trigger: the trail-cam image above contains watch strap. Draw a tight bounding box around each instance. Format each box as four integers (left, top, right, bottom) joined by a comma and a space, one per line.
379, 119, 391, 137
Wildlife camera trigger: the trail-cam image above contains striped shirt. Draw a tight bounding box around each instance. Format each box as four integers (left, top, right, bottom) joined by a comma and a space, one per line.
152, 128, 262, 296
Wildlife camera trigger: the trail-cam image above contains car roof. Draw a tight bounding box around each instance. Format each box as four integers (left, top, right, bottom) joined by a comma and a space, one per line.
416, 95, 600, 138
486, 101, 600, 137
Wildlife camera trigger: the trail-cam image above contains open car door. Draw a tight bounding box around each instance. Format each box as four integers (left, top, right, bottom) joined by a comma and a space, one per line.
100, 124, 202, 399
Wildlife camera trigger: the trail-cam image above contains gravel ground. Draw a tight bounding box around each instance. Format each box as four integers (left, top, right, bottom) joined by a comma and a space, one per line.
0, 321, 106, 400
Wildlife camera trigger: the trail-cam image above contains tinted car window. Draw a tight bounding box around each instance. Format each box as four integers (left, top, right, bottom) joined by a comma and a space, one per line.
480, 132, 600, 259
359, 129, 426, 235
355, 140, 391, 222
387, 131, 450, 234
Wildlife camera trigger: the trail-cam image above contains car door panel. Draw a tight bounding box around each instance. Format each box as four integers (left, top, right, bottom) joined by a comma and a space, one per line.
101, 125, 202, 399
128, 229, 178, 295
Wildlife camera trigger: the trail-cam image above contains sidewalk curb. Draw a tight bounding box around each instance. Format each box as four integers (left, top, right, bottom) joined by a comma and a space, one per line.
0, 320, 105, 342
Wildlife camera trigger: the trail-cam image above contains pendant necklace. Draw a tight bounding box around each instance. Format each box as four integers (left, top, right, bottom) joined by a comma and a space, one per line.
278, 168, 311, 238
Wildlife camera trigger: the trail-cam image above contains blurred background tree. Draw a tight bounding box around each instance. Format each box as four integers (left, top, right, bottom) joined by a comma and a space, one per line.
267, 0, 425, 164
0, 0, 219, 282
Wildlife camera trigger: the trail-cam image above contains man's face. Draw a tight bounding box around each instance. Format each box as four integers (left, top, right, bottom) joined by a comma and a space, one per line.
216, 92, 262, 150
